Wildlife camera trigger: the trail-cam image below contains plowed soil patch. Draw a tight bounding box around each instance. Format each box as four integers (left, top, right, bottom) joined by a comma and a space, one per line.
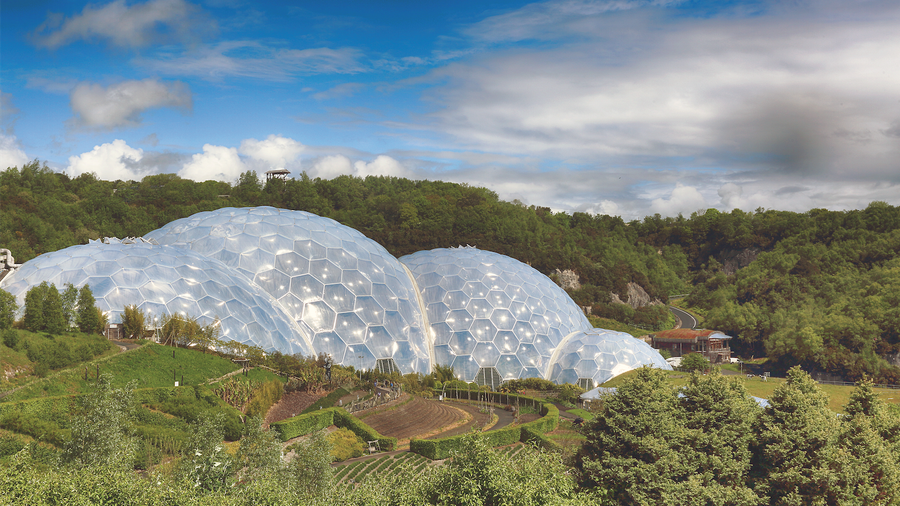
265, 391, 322, 425
362, 396, 466, 441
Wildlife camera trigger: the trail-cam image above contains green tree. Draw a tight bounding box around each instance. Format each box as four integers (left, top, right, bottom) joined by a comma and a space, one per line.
60, 283, 78, 330
577, 366, 684, 503
286, 428, 333, 501
752, 366, 839, 506
41, 283, 66, 335
426, 433, 587, 506
0, 287, 16, 330
121, 304, 145, 339
23, 281, 48, 332
63, 374, 137, 471
76, 284, 100, 334
236, 416, 283, 480
177, 412, 235, 492
680, 352, 710, 372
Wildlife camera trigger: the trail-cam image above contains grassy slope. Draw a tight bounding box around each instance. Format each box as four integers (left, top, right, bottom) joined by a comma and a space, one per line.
4, 343, 240, 402
601, 368, 900, 414
1, 330, 118, 390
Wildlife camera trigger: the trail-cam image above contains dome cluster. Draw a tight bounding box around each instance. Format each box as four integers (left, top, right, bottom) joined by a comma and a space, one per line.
1, 206, 670, 385
1, 238, 310, 355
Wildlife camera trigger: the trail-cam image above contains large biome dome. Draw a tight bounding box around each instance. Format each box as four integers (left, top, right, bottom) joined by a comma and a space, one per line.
546, 328, 673, 389
0, 239, 310, 354
399, 247, 592, 385
145, 207, 431, 375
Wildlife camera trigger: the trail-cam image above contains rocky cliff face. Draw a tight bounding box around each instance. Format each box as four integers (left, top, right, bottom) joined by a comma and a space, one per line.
719, 248, 760, 275
610, 282, 664, 309
554, 269, 581, 291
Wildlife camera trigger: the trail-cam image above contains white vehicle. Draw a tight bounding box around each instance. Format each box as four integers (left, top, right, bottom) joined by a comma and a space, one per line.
665, 357, 682, 367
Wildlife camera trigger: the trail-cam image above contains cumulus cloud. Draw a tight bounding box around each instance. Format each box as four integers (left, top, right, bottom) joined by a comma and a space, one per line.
0, 134, 29, 170
179, 144, 246, 182
137, 42, 363, 81
353, 155, 410, 178
66, 139, 150, 180
70, 79, 192, 129
31, 0, 212, 49
239, 134, 304, 169
650, 184, 706, 217
310, 155, 353, 179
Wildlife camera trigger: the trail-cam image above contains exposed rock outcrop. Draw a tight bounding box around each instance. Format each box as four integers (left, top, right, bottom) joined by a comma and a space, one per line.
553, 269, 581, 291
719, 248, 760, 275
610, 282, 664, 309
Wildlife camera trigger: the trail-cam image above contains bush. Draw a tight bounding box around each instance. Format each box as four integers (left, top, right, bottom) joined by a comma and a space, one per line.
327, 427, 364, 462
681, 352, 710, 372
333, 408, 396, 451
271, 409, 335, 442
2, 328, 18, 349
245, 379, 283, 418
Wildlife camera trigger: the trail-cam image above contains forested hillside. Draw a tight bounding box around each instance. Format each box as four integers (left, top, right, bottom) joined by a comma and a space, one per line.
2, 160, 900, 381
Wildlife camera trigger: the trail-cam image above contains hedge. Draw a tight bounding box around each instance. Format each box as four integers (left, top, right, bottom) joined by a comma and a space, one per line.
271, 409, 335, 442
333, 408, 396, 451
520, 425, 562, 452
409, 402, 559, 460
270, 407, 396, 450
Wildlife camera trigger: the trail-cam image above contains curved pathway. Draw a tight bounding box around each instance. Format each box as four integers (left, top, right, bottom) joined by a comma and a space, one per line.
668, 306, 697, 329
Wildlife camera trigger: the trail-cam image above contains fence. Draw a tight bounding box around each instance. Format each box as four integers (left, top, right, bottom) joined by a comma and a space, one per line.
815, 380, 900, 390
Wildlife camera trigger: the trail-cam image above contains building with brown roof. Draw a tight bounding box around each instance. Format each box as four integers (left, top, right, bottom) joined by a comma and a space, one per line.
650, 329, 732, 364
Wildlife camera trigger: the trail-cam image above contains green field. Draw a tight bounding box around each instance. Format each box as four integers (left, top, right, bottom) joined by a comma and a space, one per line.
3, 342, 240, 402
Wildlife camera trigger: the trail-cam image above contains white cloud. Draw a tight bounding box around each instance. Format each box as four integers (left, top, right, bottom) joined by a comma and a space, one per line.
0, 134, 29, 170
31, 0, 211, 49
353, 155, 409, 178
310, 155, 353, 179
650, 183, 706, 217
137, 42, 363, 81
239, 134, 304, 169
70, 79, 192, 129
66, 139, 149, 180
179, 144, 246, 182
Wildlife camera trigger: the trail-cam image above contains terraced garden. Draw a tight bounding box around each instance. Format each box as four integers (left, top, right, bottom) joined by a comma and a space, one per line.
358, 395, 471, 442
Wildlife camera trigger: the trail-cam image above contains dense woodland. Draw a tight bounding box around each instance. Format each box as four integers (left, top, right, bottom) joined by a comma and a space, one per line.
2, 160, 900, 381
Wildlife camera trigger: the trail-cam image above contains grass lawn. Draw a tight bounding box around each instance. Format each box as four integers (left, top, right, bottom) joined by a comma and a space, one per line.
4, 343, 240, 401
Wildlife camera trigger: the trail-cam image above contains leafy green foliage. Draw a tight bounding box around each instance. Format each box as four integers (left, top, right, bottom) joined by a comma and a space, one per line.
121, 304, 145, 339
176, 412, 235, 492
75, 284, 99, 334
327, 427, 364, 462
62, 375, 137, 471
680, 352, 710, 372
0, 288, 16, 330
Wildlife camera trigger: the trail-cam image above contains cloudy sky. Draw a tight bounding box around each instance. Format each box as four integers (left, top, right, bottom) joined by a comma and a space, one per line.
2, 0, 899, 219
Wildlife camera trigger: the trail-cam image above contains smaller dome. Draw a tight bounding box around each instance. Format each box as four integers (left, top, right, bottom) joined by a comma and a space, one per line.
0, 240, 311, 355
547, 328, 672, 389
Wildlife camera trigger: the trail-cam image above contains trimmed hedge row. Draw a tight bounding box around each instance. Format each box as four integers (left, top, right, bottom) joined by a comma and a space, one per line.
520, 425, 562, 452
271, 408, 335, 441
409, 402, 559, 460
270, 407, 396, 450
333, 408, 396, 451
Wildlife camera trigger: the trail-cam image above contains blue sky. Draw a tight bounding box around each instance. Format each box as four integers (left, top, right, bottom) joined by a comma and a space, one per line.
2, 0, 899, 219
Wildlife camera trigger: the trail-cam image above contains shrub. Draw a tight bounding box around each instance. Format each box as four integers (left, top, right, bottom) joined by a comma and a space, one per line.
327, 427, 364, 462
681, 352, 710, 372
332, 408, 396, 451
2, 328, 18, 348
245, 379, 283, 418
271, 409, 335, 442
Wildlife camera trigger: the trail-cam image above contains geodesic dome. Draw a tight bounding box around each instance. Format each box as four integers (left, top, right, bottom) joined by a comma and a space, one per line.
547, 328, 672, 389
144, 207, 431, 374
399, 247, 592, 384
0, 239, 311, 354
